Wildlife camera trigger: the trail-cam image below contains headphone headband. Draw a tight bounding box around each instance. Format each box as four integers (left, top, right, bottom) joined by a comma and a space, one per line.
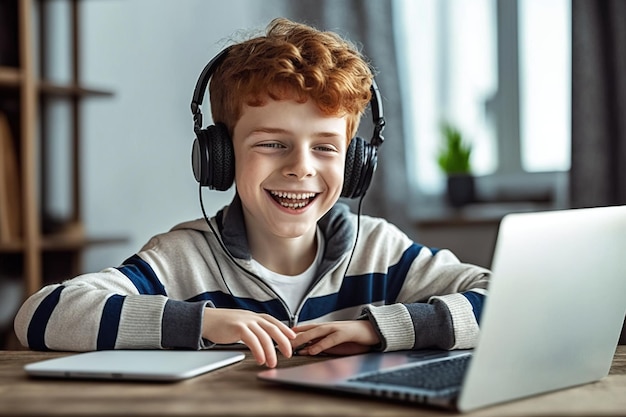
369, 80, 386, 147
190, 46, 385, 146
191, 46, 232, 133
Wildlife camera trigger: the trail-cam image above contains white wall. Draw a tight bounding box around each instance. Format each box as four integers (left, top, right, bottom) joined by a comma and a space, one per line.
78, 1, 288, 271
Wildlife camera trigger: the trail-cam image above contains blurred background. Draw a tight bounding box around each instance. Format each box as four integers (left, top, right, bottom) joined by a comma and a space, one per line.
39, 0, 575, 270
1, 0, 624, 347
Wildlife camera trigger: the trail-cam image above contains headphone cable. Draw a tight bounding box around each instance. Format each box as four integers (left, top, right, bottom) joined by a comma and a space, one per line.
343, 193, 365, 278
199, 184, 364, 284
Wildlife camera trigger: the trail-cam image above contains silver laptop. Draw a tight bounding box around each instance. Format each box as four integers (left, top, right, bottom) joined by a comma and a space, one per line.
25, 350, 245, 381
258, 205, 626, 412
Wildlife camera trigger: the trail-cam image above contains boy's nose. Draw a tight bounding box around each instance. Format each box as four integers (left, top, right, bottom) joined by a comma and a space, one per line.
283, 149, 315, 179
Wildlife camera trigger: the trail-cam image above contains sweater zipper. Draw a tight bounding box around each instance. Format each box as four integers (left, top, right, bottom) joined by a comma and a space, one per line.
210, 217, 296, 325
230, 264, 297, 326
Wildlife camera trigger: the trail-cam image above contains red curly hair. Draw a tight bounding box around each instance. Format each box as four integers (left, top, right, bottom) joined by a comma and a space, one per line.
209, 18, 374, 143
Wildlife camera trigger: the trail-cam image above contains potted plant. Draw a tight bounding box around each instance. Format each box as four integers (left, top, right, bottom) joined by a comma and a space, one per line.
437, 121, 475, 207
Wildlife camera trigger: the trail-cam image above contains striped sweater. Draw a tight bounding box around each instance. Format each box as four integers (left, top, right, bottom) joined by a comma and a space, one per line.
14, 197, 490, 352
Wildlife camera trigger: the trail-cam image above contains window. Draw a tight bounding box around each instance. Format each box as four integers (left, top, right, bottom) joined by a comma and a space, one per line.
519, 0, 571, 172
394, 0, 571, 202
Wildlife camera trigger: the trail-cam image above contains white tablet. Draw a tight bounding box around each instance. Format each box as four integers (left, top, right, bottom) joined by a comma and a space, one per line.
24, 350, 245, 381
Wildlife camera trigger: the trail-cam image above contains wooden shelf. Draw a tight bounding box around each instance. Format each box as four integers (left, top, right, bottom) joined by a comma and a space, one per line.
0, 240, 23, 253
0, 67, 22, 86
41, 234, 128, 251
0, 69, 113, 96
0, 0, 124, 298
38, 81, 114, 97
0, 235, 128, 253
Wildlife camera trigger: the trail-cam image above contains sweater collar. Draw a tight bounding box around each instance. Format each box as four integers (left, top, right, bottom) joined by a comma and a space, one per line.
218, 193, 355, 263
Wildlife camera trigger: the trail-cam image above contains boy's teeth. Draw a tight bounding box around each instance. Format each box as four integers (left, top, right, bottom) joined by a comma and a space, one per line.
269, 191, 317, 209
270, 191, 316, 199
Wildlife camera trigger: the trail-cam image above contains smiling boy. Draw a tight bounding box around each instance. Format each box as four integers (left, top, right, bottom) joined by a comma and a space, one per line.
14, 18, 490, 368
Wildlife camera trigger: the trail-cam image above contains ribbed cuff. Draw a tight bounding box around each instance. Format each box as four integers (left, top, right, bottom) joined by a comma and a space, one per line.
362, 304, 414, 351
116, 295, 167, 349
162, 300, 212, 349
429, 293, 479, 349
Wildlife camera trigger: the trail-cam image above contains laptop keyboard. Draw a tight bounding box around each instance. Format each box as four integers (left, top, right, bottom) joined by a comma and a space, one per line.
349, 354, 471, 391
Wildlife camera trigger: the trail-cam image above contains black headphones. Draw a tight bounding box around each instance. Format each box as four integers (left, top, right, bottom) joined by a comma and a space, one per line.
191, 47, 386, 199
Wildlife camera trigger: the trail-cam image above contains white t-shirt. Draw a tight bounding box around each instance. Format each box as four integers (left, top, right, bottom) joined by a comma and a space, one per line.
251, 227, 325, 313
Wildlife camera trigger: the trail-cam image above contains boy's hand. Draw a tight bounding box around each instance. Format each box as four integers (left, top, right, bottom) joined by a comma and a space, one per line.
291, 320, 380, 356
202, 308, 296, 368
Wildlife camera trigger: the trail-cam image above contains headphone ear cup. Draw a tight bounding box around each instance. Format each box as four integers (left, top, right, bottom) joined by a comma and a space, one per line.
191, 123, 234, 190
342, 137, 378, 199
342, 137, 364, 198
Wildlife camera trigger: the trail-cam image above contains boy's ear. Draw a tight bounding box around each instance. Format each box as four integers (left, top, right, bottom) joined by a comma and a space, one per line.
192, 123, 235, 191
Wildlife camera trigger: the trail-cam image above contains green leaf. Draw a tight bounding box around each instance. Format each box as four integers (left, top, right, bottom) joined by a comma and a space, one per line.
437, 121, 472, 174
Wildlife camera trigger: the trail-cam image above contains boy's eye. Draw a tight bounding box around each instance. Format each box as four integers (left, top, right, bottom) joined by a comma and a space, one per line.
257, 142, 285, 149
315, 145, 339, 152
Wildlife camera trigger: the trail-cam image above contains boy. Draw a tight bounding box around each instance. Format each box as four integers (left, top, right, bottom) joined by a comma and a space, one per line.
14, 18, 489, 368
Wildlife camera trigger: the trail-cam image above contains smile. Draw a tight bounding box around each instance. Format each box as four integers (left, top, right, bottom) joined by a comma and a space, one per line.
268, 191, 318, 210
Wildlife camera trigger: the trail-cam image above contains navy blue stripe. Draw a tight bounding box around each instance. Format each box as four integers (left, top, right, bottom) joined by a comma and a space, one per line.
462, 291, 485, 324
299, 243, 424, 321
188, 243, 427, 323
116, 255, 167, 296
187, 291, 289, 321
97, 295, 125, 350
27, 286, 65, 351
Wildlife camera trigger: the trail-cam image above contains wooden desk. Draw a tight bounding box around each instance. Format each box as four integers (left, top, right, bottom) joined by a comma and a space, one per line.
1, 347, 625, 416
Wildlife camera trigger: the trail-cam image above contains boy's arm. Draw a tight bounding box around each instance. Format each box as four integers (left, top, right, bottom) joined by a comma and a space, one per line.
361, 289, 486, 352
362, 247, 490, 352
13, 264, 209, 351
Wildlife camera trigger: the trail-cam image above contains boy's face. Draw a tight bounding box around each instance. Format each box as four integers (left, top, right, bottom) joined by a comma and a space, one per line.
232, 98, 347, 243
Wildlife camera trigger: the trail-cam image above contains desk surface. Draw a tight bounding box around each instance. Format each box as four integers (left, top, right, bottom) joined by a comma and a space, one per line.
1, 347, 625, 417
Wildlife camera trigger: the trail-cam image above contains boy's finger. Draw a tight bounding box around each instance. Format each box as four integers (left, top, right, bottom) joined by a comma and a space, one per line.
304, 330, 347, 355
291, 326, 328, 347
240, 328, 266, 366
259, 321, 293, 359
263, 314, 297, 338
291, 323, 319, 332
272, 331, 293, 358
251, 323, 279, 368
